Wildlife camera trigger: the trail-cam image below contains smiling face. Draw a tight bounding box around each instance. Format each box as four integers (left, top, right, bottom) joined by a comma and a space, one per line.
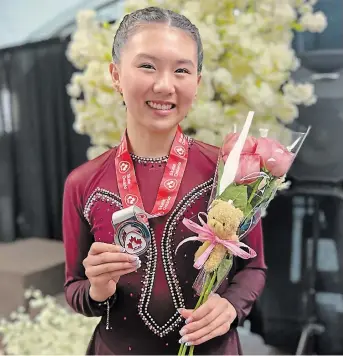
110, 23, 201, 133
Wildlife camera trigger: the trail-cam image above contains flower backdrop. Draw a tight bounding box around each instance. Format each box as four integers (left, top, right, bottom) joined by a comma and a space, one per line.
66, 0, 327, 160
0, 289, 99, 355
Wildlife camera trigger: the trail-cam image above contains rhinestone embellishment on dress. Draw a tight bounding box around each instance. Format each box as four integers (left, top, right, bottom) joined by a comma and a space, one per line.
83, 188, 122, 224
137, 178, 213, 337
82, 175, 213, 338
129, 137, 194, 165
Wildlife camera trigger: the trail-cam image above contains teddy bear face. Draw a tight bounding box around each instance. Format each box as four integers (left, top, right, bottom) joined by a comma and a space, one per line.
207, 200, 243, 240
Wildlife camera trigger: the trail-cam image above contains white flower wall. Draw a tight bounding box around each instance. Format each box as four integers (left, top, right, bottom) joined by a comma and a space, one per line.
0, 289, 99, 355
66, 0, 326, 160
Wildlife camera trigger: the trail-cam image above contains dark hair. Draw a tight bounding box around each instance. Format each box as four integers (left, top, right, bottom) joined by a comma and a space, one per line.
112, 6, 203, 74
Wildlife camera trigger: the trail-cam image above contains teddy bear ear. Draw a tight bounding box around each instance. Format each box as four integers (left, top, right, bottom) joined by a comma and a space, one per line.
209, 199, 221, 209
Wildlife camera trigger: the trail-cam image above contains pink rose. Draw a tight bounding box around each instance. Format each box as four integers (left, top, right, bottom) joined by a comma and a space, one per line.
221, 133, 257, 162
255, 137, 294, 177
235, 154, 261, 184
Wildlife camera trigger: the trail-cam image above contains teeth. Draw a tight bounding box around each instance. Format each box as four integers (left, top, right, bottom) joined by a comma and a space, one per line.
147, 101, 173, 110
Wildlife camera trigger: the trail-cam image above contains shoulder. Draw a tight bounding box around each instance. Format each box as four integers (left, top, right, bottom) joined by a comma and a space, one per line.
183, 138, 220, 184
64, 147, 116, 198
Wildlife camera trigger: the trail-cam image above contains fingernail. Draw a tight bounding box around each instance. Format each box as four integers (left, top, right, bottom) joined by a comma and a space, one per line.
185, 342, 193, 346
129, 255, 139, 262
179, 328, 186, 336
185, 317, 192, 324
177, 308, 184, 314
121, 247, 126, 252
179, 337, 186, 344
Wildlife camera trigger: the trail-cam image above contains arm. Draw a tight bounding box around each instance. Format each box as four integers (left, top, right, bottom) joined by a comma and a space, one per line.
62, 172, 115, 317
222, 220, 267, 326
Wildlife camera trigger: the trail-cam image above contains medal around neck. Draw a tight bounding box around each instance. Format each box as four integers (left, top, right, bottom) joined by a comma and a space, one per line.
112, 206, 153, 256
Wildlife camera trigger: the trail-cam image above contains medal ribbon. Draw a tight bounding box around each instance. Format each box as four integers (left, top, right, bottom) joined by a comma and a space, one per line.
115, 126, 189, 217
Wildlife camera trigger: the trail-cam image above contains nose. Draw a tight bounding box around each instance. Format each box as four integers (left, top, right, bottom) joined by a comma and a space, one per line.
153, 72, 175, 95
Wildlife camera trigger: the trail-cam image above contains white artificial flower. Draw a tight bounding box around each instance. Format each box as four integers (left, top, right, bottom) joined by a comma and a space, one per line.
274, 96, 299, 123
270, 44, 297, 72
241, 78, 277, 113
188, 101, 225, 129
76, 9, 97, 29
273, 3, 297, 24
194, 128, 219, 146
97, 92, 116, 107
24, 288, 33, 299
300, 11, 328, 33
125, 0, 153, 12
298, 3, 313, 14
283, 81, 316, 106
17, 306, 25, 313
197, 67, 215, 101
212, 68, 237, 96
182, 1, 202, 19
66, 82, 82, 98
197, 23, 223, 65
0, 290, 100, 355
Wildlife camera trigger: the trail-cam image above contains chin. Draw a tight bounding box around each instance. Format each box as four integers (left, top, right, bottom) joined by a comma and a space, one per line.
145, 117, 183, 133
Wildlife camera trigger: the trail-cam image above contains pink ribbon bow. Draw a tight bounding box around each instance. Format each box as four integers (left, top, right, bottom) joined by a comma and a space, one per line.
176, 213, 257, 270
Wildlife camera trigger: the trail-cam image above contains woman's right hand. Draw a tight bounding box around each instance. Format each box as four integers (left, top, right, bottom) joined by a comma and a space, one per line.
83, 242, 141, 302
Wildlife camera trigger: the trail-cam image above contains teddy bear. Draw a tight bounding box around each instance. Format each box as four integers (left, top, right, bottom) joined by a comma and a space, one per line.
194, 199, 244, 272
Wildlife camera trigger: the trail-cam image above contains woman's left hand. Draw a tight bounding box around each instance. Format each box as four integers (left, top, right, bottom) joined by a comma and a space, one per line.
178, 293, 237, 346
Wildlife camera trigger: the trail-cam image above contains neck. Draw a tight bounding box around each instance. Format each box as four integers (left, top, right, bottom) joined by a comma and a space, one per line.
126, 121, 178, 158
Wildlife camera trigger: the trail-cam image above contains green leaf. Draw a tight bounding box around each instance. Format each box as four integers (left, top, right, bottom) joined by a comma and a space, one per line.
219, 184, 248, 211
261, 180, 277, 205
244, 202, 253, 216
216, 255, 233, 286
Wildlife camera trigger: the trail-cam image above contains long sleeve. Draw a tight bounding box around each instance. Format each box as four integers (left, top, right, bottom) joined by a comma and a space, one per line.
62, 172, 110, 317
222, 220, 267, 326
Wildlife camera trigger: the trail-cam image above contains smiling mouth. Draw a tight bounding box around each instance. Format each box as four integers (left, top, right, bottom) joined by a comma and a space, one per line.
146, 101, 176, 110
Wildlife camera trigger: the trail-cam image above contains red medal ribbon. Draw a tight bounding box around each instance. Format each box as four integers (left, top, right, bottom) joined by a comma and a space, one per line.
115, 126, 189, 216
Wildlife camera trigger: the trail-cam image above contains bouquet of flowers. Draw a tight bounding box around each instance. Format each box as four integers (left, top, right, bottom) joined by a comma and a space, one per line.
177, 111, 310, 355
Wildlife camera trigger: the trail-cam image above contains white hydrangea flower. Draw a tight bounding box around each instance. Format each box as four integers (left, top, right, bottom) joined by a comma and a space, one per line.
24, 288, 33, 299
300, 11, 328, 32
76, 9, 97, 29
283, 81, 316, 106
298, 3, 313, 14
274, 96, 300, 123
194, 128, 219, 145
66, 82, 82, 98
273, 3, 297, 24
212, 68, 237, 96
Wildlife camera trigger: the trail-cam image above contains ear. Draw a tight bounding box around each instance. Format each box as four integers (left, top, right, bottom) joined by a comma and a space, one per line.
192, 75, 201, 101
109, 62, 121, 90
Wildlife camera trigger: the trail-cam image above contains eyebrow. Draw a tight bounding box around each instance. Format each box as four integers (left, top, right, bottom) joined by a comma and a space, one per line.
134, 53, 195, 68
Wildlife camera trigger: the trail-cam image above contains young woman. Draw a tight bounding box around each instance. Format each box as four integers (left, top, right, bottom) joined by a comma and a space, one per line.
63, 6, 267, 355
